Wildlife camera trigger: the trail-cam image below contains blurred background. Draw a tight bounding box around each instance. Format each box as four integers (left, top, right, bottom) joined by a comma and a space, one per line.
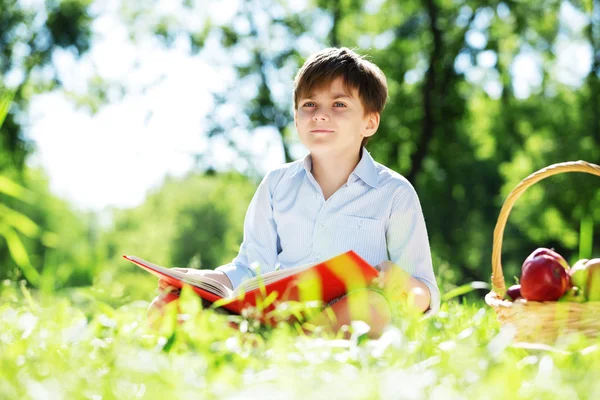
1, 0, 598, 302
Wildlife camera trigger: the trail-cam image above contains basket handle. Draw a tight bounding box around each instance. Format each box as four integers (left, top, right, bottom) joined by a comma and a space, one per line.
491, 160, 600, 297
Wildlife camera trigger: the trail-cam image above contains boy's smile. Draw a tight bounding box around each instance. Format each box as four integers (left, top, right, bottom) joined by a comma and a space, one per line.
295, 77, 379, 157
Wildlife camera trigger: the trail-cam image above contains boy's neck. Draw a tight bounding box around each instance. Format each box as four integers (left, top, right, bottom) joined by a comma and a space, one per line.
310, 148, 362, 200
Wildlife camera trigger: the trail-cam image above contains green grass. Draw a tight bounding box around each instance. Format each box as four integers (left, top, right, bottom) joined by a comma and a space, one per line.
1, 280, 599, 400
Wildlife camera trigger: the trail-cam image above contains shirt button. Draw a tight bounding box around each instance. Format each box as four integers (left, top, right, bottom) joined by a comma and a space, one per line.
319, 224, 325, 231
315, 254, 321, 260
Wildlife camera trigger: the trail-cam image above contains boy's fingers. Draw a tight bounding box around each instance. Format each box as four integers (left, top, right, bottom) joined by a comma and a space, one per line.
158, 279, 169, 289
158, 279, 180, 294
371, 273, 385, 288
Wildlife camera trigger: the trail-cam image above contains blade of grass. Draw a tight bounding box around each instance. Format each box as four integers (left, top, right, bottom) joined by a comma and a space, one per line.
441, 281, 490, 302
0, 89, 14, 127
579, 209, 593, 260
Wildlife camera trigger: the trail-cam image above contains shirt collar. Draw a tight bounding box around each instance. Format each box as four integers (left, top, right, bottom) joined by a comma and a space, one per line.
293, 147, 379, 188
351, 148, 379, 188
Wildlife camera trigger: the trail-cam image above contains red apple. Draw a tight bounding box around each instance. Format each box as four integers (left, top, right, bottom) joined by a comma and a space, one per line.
505, 284, 522, 301
524, 247, 570, 271
520, 254, 571, 301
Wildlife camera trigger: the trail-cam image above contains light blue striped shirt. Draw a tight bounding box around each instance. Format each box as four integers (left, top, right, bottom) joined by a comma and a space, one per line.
216, 148, 440, 313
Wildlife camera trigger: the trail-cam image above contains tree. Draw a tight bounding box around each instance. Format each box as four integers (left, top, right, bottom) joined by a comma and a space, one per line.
103, 172, 256, 273
0, 0, 93, 173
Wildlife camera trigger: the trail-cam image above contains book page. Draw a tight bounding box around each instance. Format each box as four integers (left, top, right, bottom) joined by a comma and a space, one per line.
125, 256, 233, 298
232, 261, 317, 296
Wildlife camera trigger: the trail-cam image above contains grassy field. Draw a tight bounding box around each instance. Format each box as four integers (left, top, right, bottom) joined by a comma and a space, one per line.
1, 279, 599, 400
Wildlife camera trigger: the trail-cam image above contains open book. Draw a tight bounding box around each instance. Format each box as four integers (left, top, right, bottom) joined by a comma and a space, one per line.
123, 250, 380, 315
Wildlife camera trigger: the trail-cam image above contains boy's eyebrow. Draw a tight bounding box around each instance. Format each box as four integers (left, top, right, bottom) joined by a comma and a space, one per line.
302, 92, 354, 100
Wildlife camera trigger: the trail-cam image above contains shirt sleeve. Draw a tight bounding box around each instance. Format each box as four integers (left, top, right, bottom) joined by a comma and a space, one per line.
386, 183, 440, 313
216, 170, 281, 289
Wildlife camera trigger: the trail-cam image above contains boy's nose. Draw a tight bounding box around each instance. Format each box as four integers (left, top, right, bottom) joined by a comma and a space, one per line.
312, 112, 329, 121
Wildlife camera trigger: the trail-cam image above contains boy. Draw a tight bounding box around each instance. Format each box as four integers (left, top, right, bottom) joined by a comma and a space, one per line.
159, 47, 440, 337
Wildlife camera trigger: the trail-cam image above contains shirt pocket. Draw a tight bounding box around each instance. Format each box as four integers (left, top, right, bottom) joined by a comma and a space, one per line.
333, 215, 387, 265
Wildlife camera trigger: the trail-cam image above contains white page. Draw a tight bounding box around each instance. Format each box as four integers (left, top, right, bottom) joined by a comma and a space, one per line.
126, 255, 233, 298
232, 261, 317, 296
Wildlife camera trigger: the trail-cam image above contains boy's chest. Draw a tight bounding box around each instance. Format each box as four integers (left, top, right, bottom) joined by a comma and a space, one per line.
272, 182, 389, 264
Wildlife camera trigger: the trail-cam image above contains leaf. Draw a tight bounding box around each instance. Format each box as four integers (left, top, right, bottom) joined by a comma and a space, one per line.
162, 332, 177, 353
19, 281, 38, 309
441, 281, 490, 302
0, 90, 14, 128
0, 203, 40, 237
211, 297, 234, 309
0, 225, 40, 286
256, 290, 278, 311
0, 176, 33, 202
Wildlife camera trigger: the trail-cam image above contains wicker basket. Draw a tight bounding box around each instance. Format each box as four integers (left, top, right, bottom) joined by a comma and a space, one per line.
485, 160, 600, 343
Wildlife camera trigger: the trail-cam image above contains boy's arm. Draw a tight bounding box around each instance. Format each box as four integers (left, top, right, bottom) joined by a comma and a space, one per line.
215, 170, 282, 289
384, 184, 440, 313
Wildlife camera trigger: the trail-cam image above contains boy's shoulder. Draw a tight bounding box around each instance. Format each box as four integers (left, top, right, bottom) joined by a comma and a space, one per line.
371, 158, 414, 193
261, 159, 305, 188
267, 159, 304, 178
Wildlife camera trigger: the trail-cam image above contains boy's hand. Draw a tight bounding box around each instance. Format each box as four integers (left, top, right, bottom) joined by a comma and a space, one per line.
373, 261, 407, 292
158, 269, 234, 294
373, 261, 431, 312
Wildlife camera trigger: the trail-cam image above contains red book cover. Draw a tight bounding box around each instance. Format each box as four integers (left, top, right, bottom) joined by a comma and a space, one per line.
124, 251, 379, 318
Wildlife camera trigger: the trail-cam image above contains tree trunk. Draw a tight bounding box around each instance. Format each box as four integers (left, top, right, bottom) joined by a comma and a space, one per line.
587, 1, 600, 146
408, 0, 442, 183
329, 0, 341, 47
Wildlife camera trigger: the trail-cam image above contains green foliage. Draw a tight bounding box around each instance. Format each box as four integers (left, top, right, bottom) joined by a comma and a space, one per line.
103, 172, 256, 272
0, 90, 95, 289
0, 167, 101, 289
0, 0, 93, 172
1, 286, 600, 399
0, 90, 13, 127
170, 175, 255, 270
0, 91, 41, 286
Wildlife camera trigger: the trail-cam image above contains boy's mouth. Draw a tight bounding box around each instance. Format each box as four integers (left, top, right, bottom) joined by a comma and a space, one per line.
310, 129, 334, 133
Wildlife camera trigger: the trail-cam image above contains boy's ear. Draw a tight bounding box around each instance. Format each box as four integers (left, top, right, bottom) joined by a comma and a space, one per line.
363, 112, 380, 138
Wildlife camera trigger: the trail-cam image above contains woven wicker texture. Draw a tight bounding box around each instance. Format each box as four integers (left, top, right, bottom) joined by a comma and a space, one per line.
486, 160, 600, 343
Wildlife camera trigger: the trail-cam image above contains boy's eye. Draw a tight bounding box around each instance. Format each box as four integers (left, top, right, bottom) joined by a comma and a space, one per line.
303, 102, 316, 107
333, 101, 346, 107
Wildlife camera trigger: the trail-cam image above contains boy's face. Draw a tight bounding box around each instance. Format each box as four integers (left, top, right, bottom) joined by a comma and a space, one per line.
295, 77, 379, 159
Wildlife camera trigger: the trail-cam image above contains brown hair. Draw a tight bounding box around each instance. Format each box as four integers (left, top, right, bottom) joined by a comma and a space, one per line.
293, 47, 388, 147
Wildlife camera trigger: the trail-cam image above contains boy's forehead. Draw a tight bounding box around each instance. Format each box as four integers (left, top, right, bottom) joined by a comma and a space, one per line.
300, 77, 358, 98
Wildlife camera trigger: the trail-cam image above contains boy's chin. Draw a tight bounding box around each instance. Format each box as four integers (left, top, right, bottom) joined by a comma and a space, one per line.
304, 141, 335, 154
